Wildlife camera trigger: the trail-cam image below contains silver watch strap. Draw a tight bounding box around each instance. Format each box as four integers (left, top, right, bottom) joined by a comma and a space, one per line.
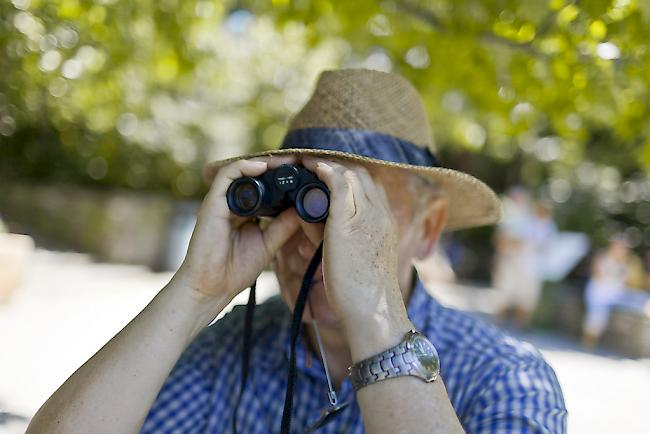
349, 331, 420, 391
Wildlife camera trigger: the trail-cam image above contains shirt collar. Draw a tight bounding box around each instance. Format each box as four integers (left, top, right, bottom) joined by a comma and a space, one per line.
258, 277, 440, 373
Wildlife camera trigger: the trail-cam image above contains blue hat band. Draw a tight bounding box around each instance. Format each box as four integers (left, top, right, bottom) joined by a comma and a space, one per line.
281, 128, 441, 168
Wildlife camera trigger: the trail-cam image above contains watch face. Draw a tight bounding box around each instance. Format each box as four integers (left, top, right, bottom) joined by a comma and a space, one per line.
410, 333, 440, 381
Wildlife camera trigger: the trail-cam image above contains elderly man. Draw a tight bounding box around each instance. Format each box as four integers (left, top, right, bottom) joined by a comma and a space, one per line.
28, 69, 566, 433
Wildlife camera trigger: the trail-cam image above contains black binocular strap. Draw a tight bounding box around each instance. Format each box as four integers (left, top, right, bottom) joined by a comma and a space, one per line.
232, 280, 256, 434
281, 242, 323, 434
232, 242, 324, 434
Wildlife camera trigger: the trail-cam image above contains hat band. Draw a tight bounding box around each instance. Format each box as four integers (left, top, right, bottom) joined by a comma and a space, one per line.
280, 128, 441, 168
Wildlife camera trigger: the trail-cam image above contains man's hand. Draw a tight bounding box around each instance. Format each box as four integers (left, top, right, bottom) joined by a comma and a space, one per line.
302, 159, 465, 434
302, 158, 413, 361
27, 157, 302, 434
174, 158, 301, 306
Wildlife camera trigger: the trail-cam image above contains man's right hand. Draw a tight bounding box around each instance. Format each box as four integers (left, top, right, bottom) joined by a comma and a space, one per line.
27, 157, 301, 434
172, 158, 301, 306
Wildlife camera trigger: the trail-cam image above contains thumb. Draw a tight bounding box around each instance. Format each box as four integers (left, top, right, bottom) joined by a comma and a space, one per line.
261, 208, 300, 258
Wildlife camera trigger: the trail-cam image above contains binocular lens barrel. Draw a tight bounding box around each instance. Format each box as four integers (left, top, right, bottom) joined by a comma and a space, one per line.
226, 164, 329, 222
227, 178, 263, 216
234, 182, 260, 212
301, 187, 329, 220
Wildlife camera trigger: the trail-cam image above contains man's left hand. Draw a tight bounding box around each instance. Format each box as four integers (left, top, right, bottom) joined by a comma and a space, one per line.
302, 158, 413, 360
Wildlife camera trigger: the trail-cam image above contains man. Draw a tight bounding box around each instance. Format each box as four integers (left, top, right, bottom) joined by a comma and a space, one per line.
28, 69, 566, 433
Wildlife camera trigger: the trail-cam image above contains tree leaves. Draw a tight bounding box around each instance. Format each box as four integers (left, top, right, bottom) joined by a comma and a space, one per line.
0, 0, 648, 248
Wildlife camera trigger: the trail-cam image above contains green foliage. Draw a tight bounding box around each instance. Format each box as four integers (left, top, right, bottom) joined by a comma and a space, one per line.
258, 0, 650, 163
0, 0, 649, 249
0, 0, 345, 194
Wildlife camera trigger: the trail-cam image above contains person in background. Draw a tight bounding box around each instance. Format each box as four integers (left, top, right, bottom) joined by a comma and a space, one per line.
581, 237, 650, 347
493, 189, 556, 329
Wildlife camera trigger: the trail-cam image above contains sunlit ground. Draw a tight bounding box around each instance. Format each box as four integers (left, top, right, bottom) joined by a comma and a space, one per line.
1, 250, 648, 434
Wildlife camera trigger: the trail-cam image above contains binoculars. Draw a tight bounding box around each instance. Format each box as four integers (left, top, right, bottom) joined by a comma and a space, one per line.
226, 164, 330, 223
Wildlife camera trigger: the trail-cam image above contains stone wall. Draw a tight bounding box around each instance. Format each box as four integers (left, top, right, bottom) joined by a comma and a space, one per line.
0, 182, 198, 270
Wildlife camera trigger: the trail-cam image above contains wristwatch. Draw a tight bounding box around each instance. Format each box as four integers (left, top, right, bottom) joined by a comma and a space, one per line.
349, 329, 440, 391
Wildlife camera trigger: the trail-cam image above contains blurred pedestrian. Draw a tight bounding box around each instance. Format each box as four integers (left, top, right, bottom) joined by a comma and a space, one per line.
581, 237, 650, 347
493, 189, 556, 329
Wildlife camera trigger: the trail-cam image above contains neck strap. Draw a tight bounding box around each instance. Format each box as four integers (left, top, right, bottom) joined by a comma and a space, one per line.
232, 242, 324, 434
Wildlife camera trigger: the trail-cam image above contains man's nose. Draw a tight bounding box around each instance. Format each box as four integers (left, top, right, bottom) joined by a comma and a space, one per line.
297, 220, 325, 258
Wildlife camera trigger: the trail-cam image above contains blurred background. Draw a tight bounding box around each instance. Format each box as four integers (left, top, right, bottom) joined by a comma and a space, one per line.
1, 0, 649, 433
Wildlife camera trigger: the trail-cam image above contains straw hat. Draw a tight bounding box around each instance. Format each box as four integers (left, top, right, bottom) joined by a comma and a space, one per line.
204, 69, 500, 231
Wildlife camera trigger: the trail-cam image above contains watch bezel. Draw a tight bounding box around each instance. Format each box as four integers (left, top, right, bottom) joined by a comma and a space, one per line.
404, 330, 440, 382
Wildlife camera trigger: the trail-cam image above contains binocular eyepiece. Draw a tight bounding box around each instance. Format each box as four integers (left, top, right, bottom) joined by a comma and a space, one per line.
226, 164, 330, 223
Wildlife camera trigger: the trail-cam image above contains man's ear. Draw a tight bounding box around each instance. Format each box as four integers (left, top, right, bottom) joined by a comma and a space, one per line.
414, 197, 449, 261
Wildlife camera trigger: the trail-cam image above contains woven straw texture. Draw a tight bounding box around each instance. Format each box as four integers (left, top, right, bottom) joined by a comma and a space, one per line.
289, 69, 434, 150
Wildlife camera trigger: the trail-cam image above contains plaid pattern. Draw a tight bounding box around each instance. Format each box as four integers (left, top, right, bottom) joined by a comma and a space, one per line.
141, 281, 567, 433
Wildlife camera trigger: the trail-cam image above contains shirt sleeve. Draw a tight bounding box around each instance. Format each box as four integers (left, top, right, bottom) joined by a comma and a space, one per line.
461, 358, 567, 434
139, 308, 243, 434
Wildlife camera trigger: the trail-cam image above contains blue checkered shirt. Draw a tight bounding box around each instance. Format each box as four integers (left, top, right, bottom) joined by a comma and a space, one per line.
141, 280, 567, 433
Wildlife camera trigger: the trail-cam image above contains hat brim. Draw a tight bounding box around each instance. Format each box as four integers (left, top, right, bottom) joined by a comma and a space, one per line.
203, 148, 501, 232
